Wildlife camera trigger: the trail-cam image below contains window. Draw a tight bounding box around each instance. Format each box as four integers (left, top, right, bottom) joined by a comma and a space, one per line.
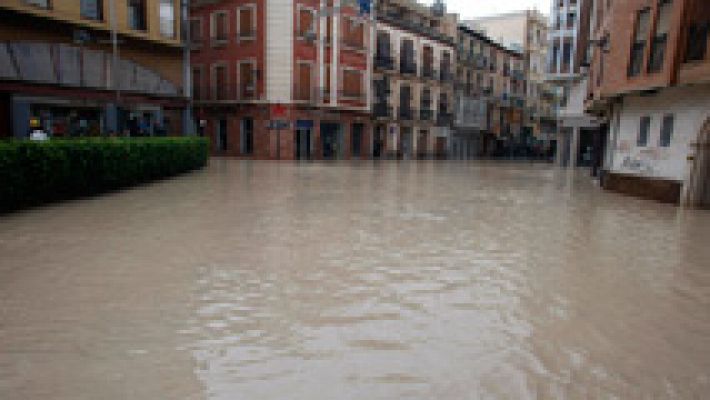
685, 23, 708, 62
296, 62, 312, 101
629, 8, 651, 77
213, 64, 228, 100
342, 69, 362, 98
297, 7, 315, 39
24, 0, 50, 8
212, 11, 228, 44
638, 116, 651, 146
343, 17, 364, 50
238, 5, 256, 40
648, 0, 672, 73
190, 18, 203, 45
127, 0, 147, 31
81, 0, 102, 20
192, 67, 202, 100
159, 0, 176, 38
239, 61, 256, 100
659, 114, 674, 147
241, 118, 254, 155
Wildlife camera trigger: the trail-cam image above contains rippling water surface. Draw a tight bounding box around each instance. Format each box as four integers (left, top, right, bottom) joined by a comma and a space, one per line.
1, 160, 709, 399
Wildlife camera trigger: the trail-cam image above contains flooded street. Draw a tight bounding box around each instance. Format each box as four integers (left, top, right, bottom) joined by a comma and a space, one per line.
1, 160, 710, 399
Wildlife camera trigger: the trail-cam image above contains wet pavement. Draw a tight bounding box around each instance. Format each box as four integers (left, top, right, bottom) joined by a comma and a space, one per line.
1, 160, 709, 399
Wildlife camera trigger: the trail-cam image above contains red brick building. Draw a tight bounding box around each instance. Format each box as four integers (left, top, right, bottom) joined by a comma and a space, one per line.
191, 0, 372, 160
586, 0, 710, 206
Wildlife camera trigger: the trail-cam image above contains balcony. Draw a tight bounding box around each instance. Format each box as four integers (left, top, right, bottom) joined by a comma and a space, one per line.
436, 112, 453, 127
421, 65, 437, 80
420, 109, 434, 121
400, 60, 417, 76
398, 106, 416, 121
375, 54, 395, 71
440, 70, 454, 83
373, 103, 393, 119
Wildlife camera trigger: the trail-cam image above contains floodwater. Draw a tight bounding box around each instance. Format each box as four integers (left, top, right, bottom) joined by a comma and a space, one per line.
1, 160, 709, 399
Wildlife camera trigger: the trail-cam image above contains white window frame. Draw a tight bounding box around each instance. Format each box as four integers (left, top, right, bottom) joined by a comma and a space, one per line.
210, 10, 230, 47
189, 17, 203, 47
158, 0, 176, 39
211, 62, 230, 101
236, 4, 257, 42
237, 59, 257, 101
340, 66, 364, 100
295, 60, 315, 102
296, 5, 317, 42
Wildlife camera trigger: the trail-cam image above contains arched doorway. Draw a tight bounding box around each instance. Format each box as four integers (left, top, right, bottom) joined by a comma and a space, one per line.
685, 117, 710, 208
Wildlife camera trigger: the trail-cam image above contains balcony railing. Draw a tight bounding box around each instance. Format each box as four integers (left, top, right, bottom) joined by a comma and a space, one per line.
685, 23, 709, 63
400, 60, 417, 75
421, 65, 437, 80
420, 109, 434, 121
398, 106, 416, 121
440, 70, 454, 82
436, 112, 453, 126
373, 103, 392, 119
375, 54, 395, 71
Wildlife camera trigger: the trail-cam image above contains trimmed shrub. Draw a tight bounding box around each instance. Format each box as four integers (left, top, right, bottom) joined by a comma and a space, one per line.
0, 137, 208, 213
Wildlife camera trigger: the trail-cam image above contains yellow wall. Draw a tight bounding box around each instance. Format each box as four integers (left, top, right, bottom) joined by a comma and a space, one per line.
0, 0, 183, 47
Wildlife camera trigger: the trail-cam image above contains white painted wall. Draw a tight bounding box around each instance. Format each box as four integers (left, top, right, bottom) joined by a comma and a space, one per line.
266, 0, 293, 103
606, 84, 710, 182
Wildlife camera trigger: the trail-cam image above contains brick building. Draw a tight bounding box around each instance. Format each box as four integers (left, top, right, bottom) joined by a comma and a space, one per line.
586, 0, 710, 206
191, 0, 372, 160
0, 0, 190, 138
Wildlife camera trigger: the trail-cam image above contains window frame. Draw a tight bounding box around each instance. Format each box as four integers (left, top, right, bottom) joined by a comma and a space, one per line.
159, 0, 177, 39
127, 0, 148, 32
341, 67, 364, 100
211, 10, 230, 46
637, 115, 651, 147
296, 4, 317, 41
628, 7, 651, 77
237, 59, 258, 100
189, 17, 204, 47
211, 62, 230, 101
237, 4, 257, 42
23, 0, 51, 9
191, 64, 204, 101
659, 114, 674, 147
295, 60, 315, 102
80, 0, 103, 21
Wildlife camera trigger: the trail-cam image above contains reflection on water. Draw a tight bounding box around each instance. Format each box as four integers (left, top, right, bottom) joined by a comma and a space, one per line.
1, 160, 709, 399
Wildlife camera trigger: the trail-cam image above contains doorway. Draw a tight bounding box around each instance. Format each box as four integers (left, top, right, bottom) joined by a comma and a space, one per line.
321, 122, 340, 160
686, 118, 710, 208
295, 121, 312, 160
373, 124, 385, 158
217, 119, 228, 152
400, 127, 412, 159
351, 123, 363, 159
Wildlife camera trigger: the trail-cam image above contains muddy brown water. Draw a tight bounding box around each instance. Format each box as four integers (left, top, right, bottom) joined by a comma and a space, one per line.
1, 160, 709, 399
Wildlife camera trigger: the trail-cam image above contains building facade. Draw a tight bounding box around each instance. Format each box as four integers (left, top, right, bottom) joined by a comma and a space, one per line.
191, 0, 372, 160
466, 10, 557, 154
547, 0, 604, 170
0, 0, 190, 138
371, 0, 457, 159
586, 0, 710, 206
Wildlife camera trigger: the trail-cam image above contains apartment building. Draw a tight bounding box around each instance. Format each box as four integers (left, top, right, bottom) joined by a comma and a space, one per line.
547, 0, 605, 170
466, 10, 557, 150
371, 0, 457, 159
0, 0, 189, 138
586, 0, 710, 207
191, 0, 371, 159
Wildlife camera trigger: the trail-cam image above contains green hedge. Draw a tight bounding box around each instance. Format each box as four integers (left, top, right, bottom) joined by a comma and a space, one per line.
0, 137, 208, 213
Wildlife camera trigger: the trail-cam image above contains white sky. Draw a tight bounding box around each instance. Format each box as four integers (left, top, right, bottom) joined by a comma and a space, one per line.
420, 0, 551, 19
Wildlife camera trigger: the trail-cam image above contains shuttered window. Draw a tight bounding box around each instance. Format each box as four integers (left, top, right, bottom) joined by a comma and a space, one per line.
238, 6, 255, 39
297, 63, 312, 101
343, 70, 362, 98
192, 67, 202, 100
240, 62, 255, 99
213, 12, 228, 42
298, 8, 315, 38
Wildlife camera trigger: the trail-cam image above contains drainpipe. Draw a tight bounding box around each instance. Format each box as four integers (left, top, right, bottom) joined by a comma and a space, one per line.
109, 0, 120, 129
181, 0, 194, 135
330, 0, 339, 106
